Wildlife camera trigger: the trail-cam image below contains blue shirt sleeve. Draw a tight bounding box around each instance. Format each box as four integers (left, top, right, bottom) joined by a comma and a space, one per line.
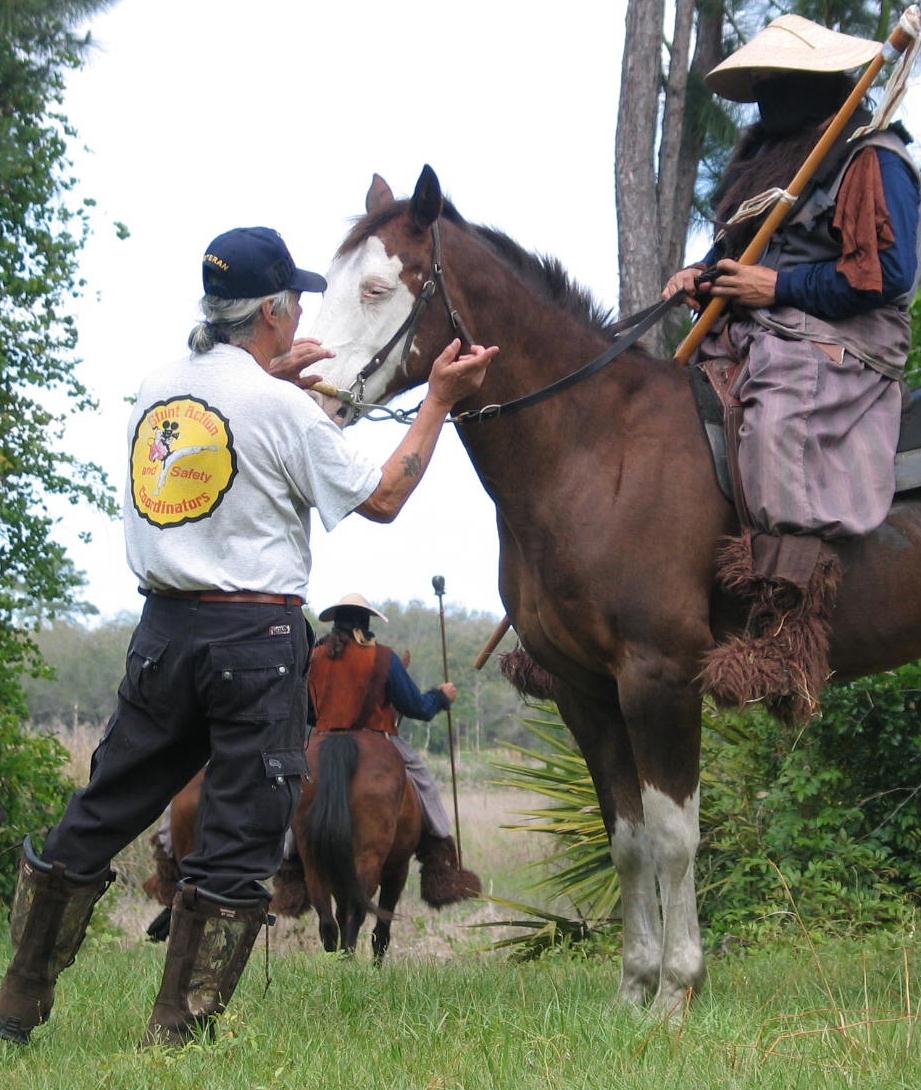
774, 148, 919, 319
385, 651, 450, 721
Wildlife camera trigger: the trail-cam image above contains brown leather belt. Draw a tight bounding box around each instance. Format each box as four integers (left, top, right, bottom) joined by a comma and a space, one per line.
147, 588, 303, 606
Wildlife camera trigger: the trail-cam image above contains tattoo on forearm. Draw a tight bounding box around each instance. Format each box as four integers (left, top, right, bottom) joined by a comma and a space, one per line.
401, 452, 422, 479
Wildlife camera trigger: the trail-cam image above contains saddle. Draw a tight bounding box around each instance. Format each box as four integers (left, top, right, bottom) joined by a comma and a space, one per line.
692, 360, 921, 508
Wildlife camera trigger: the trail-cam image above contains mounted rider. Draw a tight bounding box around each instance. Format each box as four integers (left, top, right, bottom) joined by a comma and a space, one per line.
309, 593, 481, 905
663, 14, 921, 722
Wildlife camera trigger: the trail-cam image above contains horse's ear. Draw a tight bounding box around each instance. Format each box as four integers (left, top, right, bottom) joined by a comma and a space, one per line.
366, 173, 394, 214
410, 164, 442, 229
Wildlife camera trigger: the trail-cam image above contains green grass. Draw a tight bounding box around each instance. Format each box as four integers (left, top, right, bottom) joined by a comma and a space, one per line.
1, 928, 918, 1089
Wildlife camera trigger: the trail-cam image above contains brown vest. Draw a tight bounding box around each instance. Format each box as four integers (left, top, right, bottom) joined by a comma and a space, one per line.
309, 640, 397, 734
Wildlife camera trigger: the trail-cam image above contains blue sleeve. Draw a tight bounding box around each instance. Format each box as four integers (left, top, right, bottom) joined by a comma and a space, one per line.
774, 148, 919, 319
385, 651, 450, 721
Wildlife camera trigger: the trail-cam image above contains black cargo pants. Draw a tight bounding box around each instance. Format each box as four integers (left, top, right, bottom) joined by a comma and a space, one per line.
42, 593, 312, 901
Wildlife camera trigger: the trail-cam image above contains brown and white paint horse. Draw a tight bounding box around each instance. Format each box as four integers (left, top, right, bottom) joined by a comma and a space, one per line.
305, 166, 921, 1012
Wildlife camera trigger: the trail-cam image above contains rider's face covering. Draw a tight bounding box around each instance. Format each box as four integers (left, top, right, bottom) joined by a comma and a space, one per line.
754, 72, 852, 137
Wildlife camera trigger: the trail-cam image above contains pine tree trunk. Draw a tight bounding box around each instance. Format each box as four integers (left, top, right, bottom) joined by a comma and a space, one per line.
615, 0, 666, 352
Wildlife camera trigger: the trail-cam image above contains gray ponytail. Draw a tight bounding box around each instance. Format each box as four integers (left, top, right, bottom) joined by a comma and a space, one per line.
188, 290, 295, 354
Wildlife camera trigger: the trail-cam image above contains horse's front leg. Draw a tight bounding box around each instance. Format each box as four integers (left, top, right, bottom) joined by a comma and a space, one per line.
555, 685, 661, 1006
619, 656, 705, 1014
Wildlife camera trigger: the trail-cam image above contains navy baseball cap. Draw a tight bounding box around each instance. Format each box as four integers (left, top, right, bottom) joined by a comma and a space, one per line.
202, 226, 327, 299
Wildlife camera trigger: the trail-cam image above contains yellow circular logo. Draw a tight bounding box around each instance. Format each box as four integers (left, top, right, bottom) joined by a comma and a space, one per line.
130, 396, 236, 528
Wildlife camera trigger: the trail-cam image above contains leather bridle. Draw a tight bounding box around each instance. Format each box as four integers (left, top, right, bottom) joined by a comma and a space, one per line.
335, 220, 475, 424
340, 218, 687, 426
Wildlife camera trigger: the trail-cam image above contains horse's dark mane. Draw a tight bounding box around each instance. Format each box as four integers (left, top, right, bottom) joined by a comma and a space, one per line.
339, 198, 623, 342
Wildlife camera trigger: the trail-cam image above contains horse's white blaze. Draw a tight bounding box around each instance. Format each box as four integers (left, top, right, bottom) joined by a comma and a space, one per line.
640, 785, 704, 1010
307, 236, 416, 416
610, 817, 662, 1004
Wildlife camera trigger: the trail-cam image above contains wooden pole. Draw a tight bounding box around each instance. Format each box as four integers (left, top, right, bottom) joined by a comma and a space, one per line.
674, 13, 918, 366
432, 575, 464, 866
473, 615, 512, 670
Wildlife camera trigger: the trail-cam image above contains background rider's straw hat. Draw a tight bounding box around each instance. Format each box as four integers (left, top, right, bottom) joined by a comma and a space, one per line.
318, 592, 389, 623
705, 14, 881, 102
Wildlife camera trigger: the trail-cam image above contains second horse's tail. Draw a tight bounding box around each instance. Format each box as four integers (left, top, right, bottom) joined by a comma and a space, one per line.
306, 732, 387, 919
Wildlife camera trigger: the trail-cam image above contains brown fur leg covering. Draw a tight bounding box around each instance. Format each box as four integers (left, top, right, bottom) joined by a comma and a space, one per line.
270, 855, 311, 918
499, 648, 557, 701
712, 530, 759, 597
417, 835, 481, 908
142, 837, 181, 907
701, 547, 842, 726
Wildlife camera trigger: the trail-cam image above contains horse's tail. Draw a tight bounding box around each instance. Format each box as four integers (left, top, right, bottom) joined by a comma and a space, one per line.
306, 732, 388, 919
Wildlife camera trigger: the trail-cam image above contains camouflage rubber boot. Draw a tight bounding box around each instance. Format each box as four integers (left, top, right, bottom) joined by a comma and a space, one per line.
142, 883, 270, 1048
417, 834, 482, 907
0, 837, 114, 1044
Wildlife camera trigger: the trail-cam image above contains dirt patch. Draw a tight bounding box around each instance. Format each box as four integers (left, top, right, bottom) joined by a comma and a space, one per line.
109, 783, 557, 962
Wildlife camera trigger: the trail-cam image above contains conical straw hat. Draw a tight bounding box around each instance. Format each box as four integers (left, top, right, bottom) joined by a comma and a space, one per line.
317, 592, 388, 623
706, 14, 880, 102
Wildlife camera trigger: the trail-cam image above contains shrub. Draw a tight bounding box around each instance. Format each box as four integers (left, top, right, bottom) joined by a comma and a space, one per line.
491, 663, 921, 955
0, 714, 74, 903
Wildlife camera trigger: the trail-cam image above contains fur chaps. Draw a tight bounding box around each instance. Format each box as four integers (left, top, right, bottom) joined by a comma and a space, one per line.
701, 532, 842, 725
499, 648, 557, 701
270, 855, 311, 918
417, 834, 481, 908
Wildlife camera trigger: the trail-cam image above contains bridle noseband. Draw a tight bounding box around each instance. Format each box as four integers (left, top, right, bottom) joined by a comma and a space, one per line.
335, 220, 474, 424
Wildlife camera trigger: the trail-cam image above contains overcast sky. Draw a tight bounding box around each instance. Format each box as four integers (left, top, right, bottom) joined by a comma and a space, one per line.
57, 0, 920, 623
56, 0, 622, 623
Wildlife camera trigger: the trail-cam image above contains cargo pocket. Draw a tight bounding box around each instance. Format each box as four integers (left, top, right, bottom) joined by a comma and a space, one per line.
207, 638, 296, 724
120, 629, 171, 711
247, 747, 309, 838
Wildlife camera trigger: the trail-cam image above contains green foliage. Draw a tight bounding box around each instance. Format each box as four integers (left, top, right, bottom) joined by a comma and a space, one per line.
24, 602, 529, 748
904, 292, 921, 388
492, 665, 921, 957
0, 935, 918, 1088
470, 895, 611, 962
0, 713, 73, 903
491, 713, 620, 921
22, 612, 136, 725
696, 679, 921, 941
0, 0, 118, 721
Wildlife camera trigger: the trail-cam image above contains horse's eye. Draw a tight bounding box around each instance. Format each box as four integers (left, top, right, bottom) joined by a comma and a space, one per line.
361, 283, 391, 301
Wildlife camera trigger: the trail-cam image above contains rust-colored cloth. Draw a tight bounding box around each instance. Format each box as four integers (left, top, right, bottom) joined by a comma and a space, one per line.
309, 639, 396, 734
833, 148, 895, 292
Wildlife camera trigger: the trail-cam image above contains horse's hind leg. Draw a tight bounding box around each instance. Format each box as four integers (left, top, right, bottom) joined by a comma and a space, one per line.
305, 869, 338, 952
338, 901, 366, 954
555, 684, 662, 1006
371, 862, 409, 964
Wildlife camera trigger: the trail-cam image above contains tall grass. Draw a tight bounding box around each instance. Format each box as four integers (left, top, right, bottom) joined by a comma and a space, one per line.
3, 730, 920, 1087
0, 931, 918, 1089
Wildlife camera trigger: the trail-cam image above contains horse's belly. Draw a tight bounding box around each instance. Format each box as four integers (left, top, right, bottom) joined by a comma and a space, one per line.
830, 498, 921, 677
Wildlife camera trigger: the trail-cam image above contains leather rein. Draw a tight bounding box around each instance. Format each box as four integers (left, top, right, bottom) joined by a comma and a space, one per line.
336, 219, 687, 426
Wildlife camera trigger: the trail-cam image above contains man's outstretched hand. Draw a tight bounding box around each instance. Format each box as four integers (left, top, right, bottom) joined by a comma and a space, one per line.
269, 338, 336, 389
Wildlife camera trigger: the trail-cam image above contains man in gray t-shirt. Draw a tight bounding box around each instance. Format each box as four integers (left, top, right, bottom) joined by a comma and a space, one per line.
0, 226, 497, 1048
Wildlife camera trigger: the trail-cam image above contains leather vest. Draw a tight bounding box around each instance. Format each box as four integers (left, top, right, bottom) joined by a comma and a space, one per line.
309, 640, 397, 734
754, 129, 921, 380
